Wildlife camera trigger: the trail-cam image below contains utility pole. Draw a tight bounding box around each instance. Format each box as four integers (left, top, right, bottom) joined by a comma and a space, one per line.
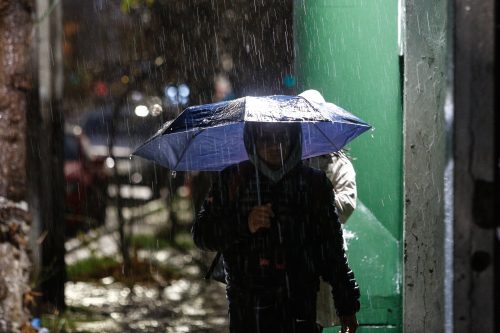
34, 0, 66, 311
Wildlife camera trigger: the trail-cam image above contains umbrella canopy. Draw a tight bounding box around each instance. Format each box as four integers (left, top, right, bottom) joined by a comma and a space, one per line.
133, 94, 371, 171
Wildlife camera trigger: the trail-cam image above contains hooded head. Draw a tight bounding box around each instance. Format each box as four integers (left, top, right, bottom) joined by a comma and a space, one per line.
298, 89, 326, 104
243, 122, 302, 182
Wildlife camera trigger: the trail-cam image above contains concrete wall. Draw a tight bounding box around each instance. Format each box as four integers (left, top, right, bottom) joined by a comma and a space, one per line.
402, 0, 447, 332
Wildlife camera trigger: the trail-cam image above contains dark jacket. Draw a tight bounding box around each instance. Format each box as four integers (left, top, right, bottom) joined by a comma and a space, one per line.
192, 160, 360, 317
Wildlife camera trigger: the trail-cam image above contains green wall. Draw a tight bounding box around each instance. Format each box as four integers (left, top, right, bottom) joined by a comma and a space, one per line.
294, 0, 403, 330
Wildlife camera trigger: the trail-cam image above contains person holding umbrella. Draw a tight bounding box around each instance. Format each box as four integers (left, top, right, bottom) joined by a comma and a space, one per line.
192, 121, 360, 333
133, 93, 371, 332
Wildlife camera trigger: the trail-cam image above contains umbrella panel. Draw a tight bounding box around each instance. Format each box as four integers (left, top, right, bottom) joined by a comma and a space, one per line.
300, 121, 369, 159
136, 123, 247, 171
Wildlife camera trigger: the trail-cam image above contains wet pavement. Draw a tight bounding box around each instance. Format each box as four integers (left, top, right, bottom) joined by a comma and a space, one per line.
62, 202, 229, 333
65, 279, 228, 333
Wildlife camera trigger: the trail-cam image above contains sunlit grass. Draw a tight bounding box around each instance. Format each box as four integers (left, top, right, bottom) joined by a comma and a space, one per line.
127, 230, 195, 251
66, 254, 183, 284
66, 214, 197, 288
41, 306, 105, 333
127, 234, 170, 250
172, 232, 195, 252
67, 256, 119, 282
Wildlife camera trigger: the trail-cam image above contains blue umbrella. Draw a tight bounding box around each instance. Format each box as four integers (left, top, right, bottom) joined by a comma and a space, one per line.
133, 94, 371, 171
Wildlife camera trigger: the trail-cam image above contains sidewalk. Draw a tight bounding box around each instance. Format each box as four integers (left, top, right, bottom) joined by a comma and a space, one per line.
58, 201, 228, 333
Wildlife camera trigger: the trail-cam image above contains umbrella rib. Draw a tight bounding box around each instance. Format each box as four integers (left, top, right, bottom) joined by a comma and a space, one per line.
314, 123, 340, 153
173, 129, 204, 170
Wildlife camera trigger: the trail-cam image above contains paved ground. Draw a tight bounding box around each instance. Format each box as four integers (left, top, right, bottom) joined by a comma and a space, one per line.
61, 201, 229, 333
65, 278, 228, 333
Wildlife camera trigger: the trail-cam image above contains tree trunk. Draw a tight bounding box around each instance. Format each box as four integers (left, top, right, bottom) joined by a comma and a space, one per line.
0, 0, 35, 330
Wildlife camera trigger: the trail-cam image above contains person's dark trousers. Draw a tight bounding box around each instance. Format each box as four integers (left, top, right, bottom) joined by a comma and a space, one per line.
227, 288, 320, 333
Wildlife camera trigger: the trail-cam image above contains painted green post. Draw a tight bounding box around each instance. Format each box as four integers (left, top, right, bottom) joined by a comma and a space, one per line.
294, 0, 403, 331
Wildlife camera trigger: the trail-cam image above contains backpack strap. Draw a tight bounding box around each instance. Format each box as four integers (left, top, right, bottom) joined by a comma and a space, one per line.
204, 252, 223, 281
205, 161, 254, 283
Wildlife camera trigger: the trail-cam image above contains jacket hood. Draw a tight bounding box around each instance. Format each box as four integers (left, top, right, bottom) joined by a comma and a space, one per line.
243, 122, 302, 182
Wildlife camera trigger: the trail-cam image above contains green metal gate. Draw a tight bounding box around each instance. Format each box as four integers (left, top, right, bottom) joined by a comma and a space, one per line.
294, 0, 403, 331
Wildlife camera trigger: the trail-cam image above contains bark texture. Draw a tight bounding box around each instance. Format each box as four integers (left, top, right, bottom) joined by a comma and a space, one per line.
0, 0, 34, 331
0, 199, 31, 332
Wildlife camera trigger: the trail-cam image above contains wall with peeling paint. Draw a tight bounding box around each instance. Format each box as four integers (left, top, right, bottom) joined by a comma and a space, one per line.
402, 0, 447, 332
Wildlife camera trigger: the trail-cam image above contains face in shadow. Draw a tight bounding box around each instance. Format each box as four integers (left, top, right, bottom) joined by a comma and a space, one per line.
254, 125, 293, 169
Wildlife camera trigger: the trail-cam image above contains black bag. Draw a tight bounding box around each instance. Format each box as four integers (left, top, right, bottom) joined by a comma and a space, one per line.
204, 252, 226, 284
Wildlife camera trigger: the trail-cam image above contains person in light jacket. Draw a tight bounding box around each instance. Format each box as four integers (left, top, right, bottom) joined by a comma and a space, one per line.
300, 90, 359, 330
305, 151, 357, 224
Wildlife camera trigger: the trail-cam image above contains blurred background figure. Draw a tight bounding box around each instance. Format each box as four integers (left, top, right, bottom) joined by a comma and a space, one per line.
212, 74, 236, 102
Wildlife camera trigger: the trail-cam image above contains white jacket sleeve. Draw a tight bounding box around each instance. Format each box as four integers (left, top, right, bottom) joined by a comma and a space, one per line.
305, 152, 357, 223
324, 153, 357, 223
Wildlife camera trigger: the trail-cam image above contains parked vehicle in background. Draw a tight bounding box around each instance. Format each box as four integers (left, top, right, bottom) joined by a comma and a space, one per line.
81, 102, 168, 206
64, 125, 109, 234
